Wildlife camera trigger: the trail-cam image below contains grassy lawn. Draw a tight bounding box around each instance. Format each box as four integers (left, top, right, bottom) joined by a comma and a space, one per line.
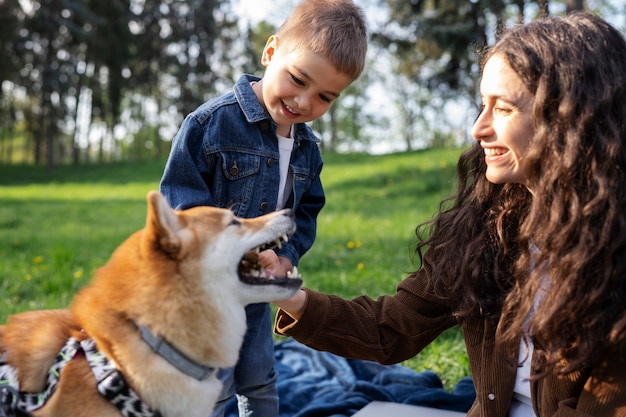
0, 148, 471, 390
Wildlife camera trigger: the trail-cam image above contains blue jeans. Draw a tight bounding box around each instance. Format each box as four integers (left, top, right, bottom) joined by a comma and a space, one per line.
210, 303, 278, 417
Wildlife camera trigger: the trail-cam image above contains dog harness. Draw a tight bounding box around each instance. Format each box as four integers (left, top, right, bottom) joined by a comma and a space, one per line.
0, 338, 161, 417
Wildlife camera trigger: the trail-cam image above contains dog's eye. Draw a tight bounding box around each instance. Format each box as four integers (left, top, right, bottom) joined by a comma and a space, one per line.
229, 219, 241, 227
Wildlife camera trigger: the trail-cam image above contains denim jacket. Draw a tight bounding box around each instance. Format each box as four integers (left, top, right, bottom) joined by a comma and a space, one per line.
160, 74, 325, 266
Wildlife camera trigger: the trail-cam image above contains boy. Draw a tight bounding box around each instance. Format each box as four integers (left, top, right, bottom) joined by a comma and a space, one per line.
159, 1, 368, 416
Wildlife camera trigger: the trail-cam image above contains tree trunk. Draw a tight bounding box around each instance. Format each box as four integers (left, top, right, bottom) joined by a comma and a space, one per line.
71, 71, 85, 166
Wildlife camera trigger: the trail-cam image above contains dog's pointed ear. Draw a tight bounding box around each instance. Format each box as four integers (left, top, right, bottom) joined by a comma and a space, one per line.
145, 191, 184, 256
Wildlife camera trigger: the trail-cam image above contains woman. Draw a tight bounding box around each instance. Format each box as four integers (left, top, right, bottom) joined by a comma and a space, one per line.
270, 11, 626, 417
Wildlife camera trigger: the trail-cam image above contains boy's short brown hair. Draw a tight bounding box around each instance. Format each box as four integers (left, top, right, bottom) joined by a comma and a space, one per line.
276, 0, 368, 80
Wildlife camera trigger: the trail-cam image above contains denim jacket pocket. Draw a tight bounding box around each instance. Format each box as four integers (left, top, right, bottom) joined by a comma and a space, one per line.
221, 152, 261, 181
291, 166, 315, 202
217, 151, 265, 214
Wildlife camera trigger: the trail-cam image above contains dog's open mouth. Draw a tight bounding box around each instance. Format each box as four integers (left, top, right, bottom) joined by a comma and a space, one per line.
238, 234, 302, 287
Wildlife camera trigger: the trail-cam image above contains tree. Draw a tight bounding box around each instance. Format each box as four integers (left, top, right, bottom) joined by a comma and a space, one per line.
0, 0, 22, 163
1, 0, 244, 166
370, 0, 593, 152
129, 0, 240, 118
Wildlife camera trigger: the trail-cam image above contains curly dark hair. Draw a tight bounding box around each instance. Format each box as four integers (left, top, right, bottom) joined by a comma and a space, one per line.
416, 11, 626, 376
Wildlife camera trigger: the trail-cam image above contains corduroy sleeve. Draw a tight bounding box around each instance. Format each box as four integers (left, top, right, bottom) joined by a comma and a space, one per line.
274, 270, 458, 365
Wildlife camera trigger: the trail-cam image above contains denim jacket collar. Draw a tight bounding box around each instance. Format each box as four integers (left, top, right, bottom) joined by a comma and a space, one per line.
234, 74, 321, 144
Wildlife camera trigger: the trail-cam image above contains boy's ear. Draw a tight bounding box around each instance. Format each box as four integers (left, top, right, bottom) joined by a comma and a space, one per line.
261, 35, 278, 66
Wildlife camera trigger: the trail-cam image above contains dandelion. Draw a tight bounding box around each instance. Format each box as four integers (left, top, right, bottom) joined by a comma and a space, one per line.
73, 269, 84, 279
346, 239, 362, 249
33, 255, 44, 264
25, 274, 32, 281
357, 263, 365, 270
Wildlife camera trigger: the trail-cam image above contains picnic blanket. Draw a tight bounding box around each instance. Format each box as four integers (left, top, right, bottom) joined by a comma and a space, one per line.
225, 338, 476, 417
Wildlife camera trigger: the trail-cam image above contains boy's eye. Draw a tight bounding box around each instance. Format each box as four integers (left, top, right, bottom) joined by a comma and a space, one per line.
290, 74, 305, 86
319, 94, 331, 103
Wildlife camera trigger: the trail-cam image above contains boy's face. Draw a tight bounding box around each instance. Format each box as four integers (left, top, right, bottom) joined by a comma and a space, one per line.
254, 35, 353, 137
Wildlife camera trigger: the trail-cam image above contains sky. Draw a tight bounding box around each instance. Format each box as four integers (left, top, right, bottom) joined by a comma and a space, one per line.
232, 0, 389, 31
232, 0, 292, 27
232, 0, 625, 31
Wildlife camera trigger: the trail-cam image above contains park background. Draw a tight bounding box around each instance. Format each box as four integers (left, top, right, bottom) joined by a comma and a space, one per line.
1, 0, 625, 392
0, 0, 624, 166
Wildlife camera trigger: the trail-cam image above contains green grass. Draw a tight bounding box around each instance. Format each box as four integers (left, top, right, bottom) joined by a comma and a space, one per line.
0, 149, 471, 390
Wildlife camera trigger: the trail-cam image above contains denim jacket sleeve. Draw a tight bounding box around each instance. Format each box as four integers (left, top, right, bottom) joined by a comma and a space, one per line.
160, 114, 216, 210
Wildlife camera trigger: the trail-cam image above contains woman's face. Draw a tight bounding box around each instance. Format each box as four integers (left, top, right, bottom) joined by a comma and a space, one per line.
472, 54, 535, 187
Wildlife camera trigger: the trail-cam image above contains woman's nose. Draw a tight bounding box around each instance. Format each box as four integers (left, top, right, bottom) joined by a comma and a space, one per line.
471, 108, 493, 141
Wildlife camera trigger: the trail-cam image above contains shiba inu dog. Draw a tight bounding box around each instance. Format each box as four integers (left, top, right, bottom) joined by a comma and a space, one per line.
0, 191, 302, 417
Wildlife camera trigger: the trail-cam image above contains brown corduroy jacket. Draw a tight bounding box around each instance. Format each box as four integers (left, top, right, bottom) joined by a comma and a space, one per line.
275, 267, 626, 416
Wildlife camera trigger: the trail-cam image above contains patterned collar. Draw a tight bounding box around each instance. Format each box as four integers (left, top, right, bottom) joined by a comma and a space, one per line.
0, 337, 161, 417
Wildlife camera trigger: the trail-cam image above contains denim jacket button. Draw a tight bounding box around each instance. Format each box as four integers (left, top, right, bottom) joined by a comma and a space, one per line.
260, 202, 269, 211
229, 162, 239, 176
259, 122, 269, 131
267, 159, 274, 167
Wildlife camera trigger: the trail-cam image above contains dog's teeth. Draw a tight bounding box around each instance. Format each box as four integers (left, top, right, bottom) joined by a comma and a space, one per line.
274, 239, 282, 249
255, 247, 260, 254
287, 266, 299, 279
282, 234, 289, 242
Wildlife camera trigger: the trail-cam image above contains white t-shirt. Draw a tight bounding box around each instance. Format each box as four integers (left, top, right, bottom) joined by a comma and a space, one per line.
510, 243, 548, 417
509, 341, 535, 417
276, 131, 294, 210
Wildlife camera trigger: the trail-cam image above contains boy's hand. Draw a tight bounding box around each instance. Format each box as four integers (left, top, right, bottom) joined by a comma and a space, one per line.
258, 250, 305, 317
258, 250, 293, 277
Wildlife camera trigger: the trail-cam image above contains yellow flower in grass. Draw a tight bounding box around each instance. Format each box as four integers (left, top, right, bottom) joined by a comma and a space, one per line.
357, 263, 365, 271
73, 269, 84, 279
346, 239, 362, 249
33, 255, 44, 264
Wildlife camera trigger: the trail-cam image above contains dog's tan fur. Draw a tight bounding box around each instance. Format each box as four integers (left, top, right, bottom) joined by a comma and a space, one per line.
0, 191, 301, 417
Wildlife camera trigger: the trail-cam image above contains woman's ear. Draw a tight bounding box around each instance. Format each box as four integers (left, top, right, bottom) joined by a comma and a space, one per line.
261, 35, 278, 66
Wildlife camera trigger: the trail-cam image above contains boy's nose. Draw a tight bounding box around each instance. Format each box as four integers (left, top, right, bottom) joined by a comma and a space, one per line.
295, 95, 311, 111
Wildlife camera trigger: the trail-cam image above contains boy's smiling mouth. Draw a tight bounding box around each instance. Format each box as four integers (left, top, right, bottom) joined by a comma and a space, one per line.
282, 100, 301, 117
